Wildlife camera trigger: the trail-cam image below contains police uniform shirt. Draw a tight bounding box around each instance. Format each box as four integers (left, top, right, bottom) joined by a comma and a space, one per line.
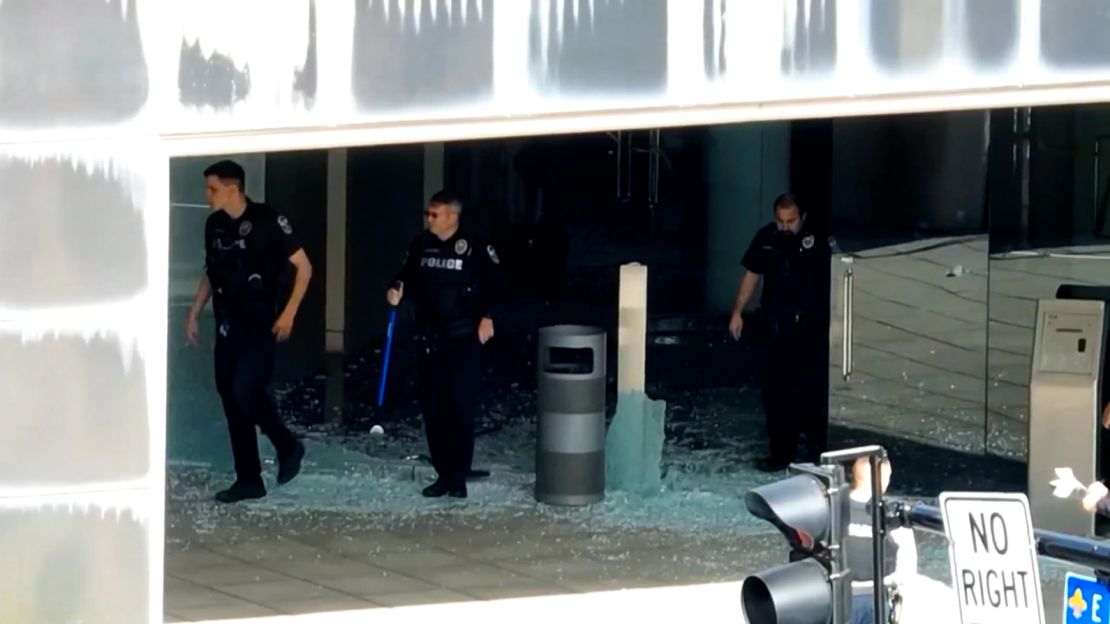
204, 201, 302, 327
395, 229, 502, 331
741, 223, 832, 317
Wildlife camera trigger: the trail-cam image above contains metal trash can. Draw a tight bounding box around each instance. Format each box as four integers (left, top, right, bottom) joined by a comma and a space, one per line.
535, 325, 606, 506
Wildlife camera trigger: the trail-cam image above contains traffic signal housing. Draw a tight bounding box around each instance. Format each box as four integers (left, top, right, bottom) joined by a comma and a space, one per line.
742, 462, 852, 624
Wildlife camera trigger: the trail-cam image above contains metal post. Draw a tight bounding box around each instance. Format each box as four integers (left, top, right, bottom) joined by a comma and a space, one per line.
842, 266, 854, 381
827, 467, 851, 624
870, 454, 887, 624
821, 445, 888, 624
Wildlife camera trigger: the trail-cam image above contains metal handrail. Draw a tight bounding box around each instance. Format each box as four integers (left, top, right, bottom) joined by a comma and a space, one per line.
893, 501, 1110, 574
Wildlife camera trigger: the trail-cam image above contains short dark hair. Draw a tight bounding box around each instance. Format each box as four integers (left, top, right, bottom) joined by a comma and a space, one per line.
773, 192, 804, 215
429, 190, 462, 211
203, 159, 246, 191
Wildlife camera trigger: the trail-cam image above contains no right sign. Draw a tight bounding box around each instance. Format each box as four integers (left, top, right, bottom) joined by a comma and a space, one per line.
940, 492, 1045, 624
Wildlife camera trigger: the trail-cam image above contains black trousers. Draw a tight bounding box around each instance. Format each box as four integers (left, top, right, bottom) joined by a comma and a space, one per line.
758, 315, 827, 463
417, 332, 481, 488
214, 329, 296, 485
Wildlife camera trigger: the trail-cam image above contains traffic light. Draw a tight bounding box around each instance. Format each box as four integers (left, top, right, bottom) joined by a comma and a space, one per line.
742, 461, 852, 624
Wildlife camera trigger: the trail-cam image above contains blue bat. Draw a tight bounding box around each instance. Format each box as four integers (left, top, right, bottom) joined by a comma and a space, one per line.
376, 306, 399, 407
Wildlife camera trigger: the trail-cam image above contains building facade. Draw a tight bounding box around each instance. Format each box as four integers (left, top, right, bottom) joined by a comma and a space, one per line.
6, 1, 1110, 621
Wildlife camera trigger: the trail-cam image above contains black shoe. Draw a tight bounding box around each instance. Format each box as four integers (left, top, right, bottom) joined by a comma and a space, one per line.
755, 457, 791, 473
422, 479, 468, 499
215, 481, 266, 504
277, 440, 305, 485
422, 480, 450, 498
466, 469, 491, 480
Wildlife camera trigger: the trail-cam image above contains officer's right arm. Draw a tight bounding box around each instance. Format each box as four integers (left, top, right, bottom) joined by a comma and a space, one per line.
190, 275, 213, 314
729, 231, 768, 338
736, 229, 770, 311
185, 275, 212, 347
188, 221, 216, 347
387, 237, 420, 306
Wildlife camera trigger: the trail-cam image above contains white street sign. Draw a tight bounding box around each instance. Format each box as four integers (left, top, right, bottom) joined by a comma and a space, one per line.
940, 492, 1045, 624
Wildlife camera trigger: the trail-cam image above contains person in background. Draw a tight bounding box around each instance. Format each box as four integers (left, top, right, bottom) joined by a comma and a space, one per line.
845, 457, 916, 623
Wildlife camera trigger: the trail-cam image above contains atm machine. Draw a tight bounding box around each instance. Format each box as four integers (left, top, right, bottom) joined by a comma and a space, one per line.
1028, 288, 1110, 536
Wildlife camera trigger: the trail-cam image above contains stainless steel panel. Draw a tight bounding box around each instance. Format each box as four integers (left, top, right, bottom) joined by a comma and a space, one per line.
1028, 298, 1103, 536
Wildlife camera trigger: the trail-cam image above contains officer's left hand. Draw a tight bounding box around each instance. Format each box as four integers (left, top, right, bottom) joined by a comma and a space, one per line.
478, 317, 495, 345
272, 313, 295, 342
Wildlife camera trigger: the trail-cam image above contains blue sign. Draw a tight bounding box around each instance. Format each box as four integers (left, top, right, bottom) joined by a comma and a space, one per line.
1065, 573, 1110, 623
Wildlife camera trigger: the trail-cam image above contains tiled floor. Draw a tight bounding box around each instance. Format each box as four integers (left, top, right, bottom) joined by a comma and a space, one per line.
164, 505, 773, 622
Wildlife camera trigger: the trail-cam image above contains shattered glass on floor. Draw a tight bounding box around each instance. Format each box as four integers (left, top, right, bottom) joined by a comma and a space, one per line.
166, 310, 1033, 620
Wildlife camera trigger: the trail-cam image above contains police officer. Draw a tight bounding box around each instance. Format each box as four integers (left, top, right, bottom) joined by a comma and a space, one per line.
387, 190, 504, 499
729, 193, 830, 472
185, 160, 312, 503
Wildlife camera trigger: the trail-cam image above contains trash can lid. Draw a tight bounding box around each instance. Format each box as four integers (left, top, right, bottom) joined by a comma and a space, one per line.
538, 325, 604, 338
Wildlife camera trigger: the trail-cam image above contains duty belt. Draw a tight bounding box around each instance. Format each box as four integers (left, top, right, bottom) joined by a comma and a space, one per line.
417, 318, 477, 342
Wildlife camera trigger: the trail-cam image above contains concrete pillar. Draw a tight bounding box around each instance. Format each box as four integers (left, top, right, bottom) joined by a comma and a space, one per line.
704, 123, 790, 314
325, 148, 348, 354
619, 263, 648, 392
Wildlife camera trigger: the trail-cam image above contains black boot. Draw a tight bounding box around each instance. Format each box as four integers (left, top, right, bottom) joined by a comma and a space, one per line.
277, 440, 306, 485
422, 479, 450, 498
447, 482, 468, 499
215, 480, 266, 504
422, 478, 468, 499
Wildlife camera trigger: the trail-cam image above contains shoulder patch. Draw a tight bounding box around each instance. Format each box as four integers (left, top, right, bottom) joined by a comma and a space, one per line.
277, 215, 293, 235
487, 244, 500, 264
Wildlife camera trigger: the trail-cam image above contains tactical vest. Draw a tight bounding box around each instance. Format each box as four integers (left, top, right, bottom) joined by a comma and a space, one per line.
206, 205, 284, 323
409, 234, 484, 331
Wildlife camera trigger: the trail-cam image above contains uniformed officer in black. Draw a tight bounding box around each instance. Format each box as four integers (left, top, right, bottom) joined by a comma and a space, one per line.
185, 160, 312, 503
729, 193, 831, 472
386, 190, 503, 499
